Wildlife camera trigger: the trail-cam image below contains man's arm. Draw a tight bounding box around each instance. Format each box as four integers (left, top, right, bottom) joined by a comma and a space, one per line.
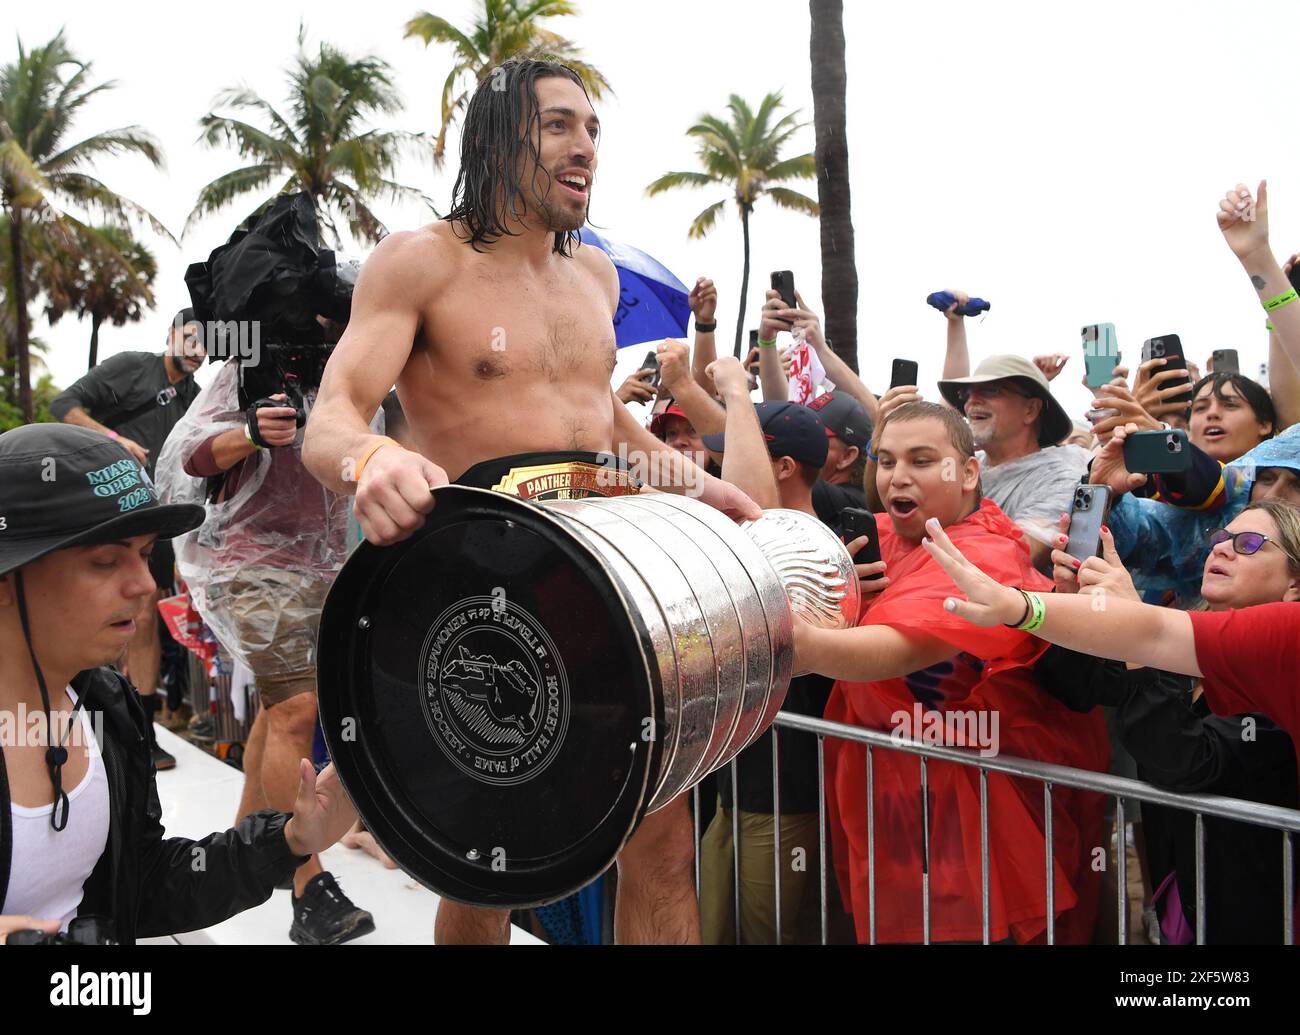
656, 338, 726, 436
687, 277, 720, 394
919, 516, 1202, 676
795, 622, 957, 683
303, 232, 450, 545
304, 232, 427, 493
779, 291, 881, 425
1269, 329, 1300, 430
51, 355, 151, 466
1218, 181, 1300, 375
707, 357, 780, 509
942, 299, 971, 380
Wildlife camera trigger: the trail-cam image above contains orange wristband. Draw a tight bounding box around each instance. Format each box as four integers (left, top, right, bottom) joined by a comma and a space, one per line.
353, 437, 401, 484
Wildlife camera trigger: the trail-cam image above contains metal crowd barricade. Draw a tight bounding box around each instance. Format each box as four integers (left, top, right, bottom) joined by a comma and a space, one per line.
695, 711, 1300, 946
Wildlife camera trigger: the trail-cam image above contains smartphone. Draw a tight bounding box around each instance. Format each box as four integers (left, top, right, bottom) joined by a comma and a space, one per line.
771, 270, 797, 310
640, 349, 661, 388
890, 358, 919, 390
1140, 334, 1194, 404
1085, 407, 1119, 423
1123, 429, 1192, 475
1081, 323, 1120, 389
1065, 484, 1112, 562
743, 346, 761, 373
840, 507, 883, 575
1288, 264, 1300, 295
1211, 348, 1239, 375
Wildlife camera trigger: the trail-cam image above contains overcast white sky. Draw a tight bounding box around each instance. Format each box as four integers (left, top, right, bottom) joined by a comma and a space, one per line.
13, 0, 1300, 422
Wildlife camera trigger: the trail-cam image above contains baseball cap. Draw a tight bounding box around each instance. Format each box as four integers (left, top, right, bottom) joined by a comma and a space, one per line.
650, 403, 690, 438
0, 424, 205, 578
807, 391, 873, 449
937, 354, 1073, 447
701, 401, 830, 468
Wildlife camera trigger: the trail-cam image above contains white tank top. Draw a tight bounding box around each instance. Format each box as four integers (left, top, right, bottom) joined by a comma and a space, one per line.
3, 688, 111, 931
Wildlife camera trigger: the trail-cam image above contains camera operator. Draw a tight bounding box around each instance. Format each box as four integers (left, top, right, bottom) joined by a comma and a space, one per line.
0, 425, 355, 945
155, 342, 377, 946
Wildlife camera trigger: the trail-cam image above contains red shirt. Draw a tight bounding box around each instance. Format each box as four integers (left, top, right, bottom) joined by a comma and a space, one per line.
1190, 603, 1300, 785
825, 501, 1110, 943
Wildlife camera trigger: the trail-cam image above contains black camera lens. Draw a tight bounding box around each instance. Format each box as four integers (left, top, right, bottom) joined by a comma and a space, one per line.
1166, 437, 1179, 452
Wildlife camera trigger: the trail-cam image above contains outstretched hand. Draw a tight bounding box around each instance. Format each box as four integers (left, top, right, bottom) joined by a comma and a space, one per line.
1217, 180, 1270, 261
919, 517, 1026, 627
283, 762, 358, 858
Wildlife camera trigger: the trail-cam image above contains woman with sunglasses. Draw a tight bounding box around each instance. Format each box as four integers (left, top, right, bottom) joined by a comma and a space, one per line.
1031, 504, 1300, 942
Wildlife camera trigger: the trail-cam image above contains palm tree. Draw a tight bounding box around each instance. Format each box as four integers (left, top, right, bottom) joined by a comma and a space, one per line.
43, 224, 158, 368
0, 30, 170, 422
405, 0, 611, 166
810, 0, 859, 370
647, 93, 819, 357
189, 28, 433, 248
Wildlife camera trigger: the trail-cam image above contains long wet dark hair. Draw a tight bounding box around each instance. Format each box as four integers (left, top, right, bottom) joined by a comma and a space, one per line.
445, 58, 592, 256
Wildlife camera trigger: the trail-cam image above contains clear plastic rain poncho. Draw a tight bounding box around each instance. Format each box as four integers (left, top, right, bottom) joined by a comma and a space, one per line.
1109, 422, 1300, 607
155, 357, 374, 674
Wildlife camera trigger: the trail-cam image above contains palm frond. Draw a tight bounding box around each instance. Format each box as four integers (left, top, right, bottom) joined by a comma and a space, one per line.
762, 186, 819, 217
687, 199, 727, 239
184, 162, 282, 235
645, 170, 719, 196
197, 114, 299, 164
45, 170, 175, 242
41, 126, 165, 174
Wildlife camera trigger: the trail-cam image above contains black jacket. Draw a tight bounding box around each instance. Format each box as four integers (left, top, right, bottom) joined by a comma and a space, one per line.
0, 666, 308, 944
1036, 646, 1298, 944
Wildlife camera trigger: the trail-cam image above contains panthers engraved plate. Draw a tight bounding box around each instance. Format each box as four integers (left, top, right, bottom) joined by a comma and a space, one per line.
491, 461, 641, 501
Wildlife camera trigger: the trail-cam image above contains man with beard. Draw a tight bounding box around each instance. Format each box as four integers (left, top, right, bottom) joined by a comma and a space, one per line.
937, 355, 1089, 569
304, 58, 757, 945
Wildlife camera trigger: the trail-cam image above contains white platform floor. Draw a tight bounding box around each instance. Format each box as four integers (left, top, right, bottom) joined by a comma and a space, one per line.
142, 724, 541, 946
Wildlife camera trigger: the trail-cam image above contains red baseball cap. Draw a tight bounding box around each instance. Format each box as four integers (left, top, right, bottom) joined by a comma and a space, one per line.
650, 404, 690, 437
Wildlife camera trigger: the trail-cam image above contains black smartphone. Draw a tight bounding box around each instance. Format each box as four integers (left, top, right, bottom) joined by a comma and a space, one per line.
1123, 429, 1192, 475
771, 270, 796, 309
1065, 484, 1112, 562
890, 358, 919, 390
840, 507, 883, 576
1211, 348, 1239, 374
640, 349, 661, 388
1288, 264, 1300, 295
743, 346, 761, 373
1140, 334, 1194, 404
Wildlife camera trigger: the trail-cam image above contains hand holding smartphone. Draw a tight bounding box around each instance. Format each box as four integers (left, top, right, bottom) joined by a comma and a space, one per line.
1122, 429, 1192, 475
1065, 485, 1112, 561
890, 358, 919, 390
840, 507, 883, 577
1140, 335, 1194, 404
1081, 323, 1120, 389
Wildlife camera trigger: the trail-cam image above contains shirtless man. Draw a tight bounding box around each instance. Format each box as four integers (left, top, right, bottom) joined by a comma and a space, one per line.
303, 58, 758, 945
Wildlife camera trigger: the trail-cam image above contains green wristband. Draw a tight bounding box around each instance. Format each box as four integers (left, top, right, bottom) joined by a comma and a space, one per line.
1262, 286, 1298, 312
757, 336, 778, 349
1017, 591, 1047, 633
1267, 319, 1275, 332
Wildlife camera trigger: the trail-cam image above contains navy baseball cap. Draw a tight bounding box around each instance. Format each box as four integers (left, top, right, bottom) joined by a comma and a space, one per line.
0, 424, 205, 577
807, 391, 872, 449
702, 401, 830, 468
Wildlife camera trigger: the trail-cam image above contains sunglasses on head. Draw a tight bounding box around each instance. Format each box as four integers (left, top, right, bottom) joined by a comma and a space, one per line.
1205, 527, 1293, 561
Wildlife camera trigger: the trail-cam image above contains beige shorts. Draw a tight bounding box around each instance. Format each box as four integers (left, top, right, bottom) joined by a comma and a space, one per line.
216, 567, 330, 708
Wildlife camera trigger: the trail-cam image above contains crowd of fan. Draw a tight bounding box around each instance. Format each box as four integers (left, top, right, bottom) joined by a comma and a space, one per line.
626, 180, 1300, 945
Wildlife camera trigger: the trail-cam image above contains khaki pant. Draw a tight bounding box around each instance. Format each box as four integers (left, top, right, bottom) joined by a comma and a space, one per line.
699, 800, 821, 945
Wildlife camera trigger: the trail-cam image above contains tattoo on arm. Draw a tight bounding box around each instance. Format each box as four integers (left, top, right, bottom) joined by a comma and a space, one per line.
1251, 275, 1267, 292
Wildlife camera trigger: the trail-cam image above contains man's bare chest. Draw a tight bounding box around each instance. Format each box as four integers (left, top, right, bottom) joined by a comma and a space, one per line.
423, 269, 616, 383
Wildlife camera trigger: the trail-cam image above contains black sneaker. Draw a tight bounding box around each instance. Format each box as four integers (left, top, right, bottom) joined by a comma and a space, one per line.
151, 742, 177, 771
289, 873, 375, 946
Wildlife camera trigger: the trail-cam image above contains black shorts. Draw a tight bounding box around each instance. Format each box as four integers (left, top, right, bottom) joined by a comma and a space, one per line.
455, 451, 641, 500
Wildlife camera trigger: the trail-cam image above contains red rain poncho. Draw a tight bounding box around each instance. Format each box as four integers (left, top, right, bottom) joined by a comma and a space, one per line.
824, 501, 1110, 943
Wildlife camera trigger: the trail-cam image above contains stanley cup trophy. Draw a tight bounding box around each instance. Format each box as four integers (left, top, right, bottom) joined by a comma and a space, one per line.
316, 485, 859, 907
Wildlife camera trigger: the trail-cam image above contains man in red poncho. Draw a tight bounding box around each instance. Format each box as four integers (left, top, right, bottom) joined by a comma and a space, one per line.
794, 402, 1109, 943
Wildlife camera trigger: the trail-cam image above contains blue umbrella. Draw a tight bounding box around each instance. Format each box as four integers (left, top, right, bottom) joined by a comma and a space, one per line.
578, 226, 690, 347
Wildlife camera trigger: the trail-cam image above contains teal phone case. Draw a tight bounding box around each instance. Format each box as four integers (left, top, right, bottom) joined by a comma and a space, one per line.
1082, 323, 1120, 388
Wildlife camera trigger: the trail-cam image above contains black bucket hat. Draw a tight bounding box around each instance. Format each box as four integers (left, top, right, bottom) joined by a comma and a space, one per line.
0, 423, 205, 578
